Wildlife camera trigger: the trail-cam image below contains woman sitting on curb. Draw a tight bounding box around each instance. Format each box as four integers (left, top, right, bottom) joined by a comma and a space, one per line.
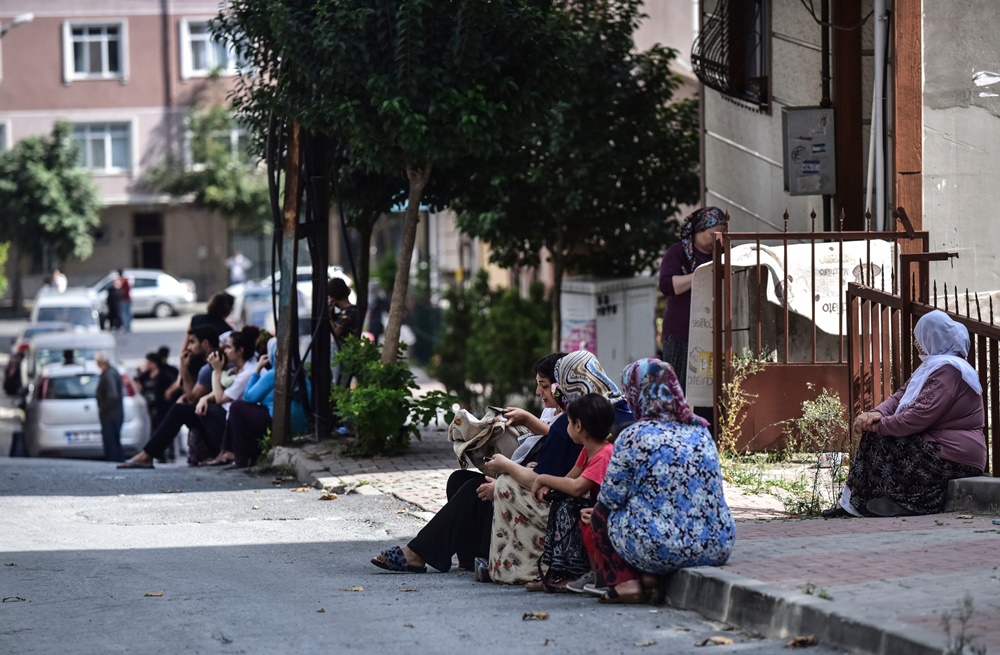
369, 352, 566, 574
482, 350, 633, 584
824, 310, 985, 518
591, 358, 735, 604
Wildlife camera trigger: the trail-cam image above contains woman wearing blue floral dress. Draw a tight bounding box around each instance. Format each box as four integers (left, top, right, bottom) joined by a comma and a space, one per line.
591, 358, 735, 604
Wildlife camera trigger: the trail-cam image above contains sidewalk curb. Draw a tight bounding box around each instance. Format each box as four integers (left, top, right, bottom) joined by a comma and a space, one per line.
666, 567, 949, 655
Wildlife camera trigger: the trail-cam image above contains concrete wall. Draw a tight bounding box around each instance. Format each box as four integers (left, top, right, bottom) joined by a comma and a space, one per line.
702, 0, 876, 233
923, 0, 1000, 293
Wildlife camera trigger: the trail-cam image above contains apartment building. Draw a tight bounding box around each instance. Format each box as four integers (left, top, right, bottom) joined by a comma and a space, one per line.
0, 0, 243, 298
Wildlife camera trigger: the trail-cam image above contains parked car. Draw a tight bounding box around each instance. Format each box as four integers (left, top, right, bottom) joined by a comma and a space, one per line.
90, 269, 196, 321
30, 288, 101, 331
3, 322, 74, 396
19, 332, 119, 398
21, 361, 149, 458
226, 265, 353, 329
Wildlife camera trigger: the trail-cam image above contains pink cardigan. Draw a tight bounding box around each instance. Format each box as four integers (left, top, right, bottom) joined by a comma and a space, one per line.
874, 364, 986, 471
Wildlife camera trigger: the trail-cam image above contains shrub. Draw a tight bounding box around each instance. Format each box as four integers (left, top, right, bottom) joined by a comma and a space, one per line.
331, 336, 455, 456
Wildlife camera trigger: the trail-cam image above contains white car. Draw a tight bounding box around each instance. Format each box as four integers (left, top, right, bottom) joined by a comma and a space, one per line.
226, 265, 354, 328
21, 361, 150, 458
90, 269, 197, 320
19, 332, 120, 397
30, 288, 101, 331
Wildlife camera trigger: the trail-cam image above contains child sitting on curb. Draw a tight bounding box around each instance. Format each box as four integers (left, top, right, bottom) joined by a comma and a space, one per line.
527, 392, 616, 592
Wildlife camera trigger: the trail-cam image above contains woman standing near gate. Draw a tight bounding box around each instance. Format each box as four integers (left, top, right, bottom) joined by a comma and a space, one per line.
825, 310, 986, 518
658, 207, 728, 392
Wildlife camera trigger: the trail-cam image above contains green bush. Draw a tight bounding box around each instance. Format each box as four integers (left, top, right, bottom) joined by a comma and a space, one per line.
331, 336, 456, 456
431, 270, 551, 412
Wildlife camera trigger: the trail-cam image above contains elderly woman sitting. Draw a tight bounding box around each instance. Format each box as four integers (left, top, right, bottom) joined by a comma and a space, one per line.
826, 310, 986, 518
590, 358, 735, 604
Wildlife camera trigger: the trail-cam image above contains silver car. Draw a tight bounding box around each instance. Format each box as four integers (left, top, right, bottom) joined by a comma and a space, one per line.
19, 332, 119, 397
91, 269, 197, 320
21, 361, 150, 458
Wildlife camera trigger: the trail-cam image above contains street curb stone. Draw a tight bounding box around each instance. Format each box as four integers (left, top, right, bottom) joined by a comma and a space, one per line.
666, 568, 949, 655
944, 476, 1000, 513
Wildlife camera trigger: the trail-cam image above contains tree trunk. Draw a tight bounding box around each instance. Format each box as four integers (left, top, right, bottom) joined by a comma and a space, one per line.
550, 240, 565, 354
381, 163, 432, 364
272, 122, 301, 446
354, 221, 374, 338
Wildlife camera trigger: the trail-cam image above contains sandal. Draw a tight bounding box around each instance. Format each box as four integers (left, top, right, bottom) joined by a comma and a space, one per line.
599, 585, 645, 605
370, 546, 427, 573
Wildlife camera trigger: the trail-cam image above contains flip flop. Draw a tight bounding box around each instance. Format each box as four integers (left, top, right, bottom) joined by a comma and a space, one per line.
370, 546, 427, 573
117, 460, 154, 469
598, 585, 645, 605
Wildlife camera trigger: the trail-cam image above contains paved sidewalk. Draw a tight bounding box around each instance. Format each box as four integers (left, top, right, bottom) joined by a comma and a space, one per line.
277, 428, 999, 655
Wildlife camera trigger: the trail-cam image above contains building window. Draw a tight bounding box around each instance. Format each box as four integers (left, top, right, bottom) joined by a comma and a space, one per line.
692, 0, 770, 111
184, 122, 252, 169
62, 21, 129, 82
0, 124, 6, 152
179, 19, 242, 79
72, 123, 131, 173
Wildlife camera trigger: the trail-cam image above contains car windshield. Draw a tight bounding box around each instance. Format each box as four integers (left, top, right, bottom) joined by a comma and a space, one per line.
45, 374, 99, 400
36, 307, 95, 326
36, 348, 104, 367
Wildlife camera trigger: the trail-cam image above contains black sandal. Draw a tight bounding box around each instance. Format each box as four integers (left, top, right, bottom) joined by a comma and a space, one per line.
370, 546, 427, 573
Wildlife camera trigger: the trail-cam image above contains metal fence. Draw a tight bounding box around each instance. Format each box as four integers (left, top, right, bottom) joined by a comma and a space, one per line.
710, 208, 929, 451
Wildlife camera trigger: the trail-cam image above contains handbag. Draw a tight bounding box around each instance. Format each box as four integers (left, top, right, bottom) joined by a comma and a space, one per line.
447, 406, 527, 473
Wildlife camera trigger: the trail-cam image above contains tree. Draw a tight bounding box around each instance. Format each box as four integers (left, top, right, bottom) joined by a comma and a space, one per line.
0, 121, 102, 310
452, 0, 700, 350
215, 0, 572, 364
145, 103, 270, 235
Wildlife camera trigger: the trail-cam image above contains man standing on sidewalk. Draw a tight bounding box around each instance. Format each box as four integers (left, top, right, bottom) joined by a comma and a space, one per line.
95, 351, 125, 462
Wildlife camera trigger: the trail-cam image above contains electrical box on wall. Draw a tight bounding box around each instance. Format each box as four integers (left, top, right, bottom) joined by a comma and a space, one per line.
782, 107, 836, 196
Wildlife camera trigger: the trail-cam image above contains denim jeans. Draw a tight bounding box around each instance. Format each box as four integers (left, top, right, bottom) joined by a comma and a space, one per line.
101, 414, 125, 462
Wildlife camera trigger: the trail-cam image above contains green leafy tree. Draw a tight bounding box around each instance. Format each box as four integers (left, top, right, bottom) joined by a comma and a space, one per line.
0, 121, 101, 310
146, 103, 270, 235
214, 0, 572, 364
453, 0, 700, 349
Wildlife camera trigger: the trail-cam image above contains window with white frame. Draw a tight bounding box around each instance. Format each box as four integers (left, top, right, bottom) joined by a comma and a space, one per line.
184, 118, 252, 169
0, 124, 6, 152
62, 22, 128, 81
72, 123, 131, 173
180, 19, 241, 79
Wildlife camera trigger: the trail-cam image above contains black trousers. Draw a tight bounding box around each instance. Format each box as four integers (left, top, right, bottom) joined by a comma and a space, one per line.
222, 399, 271, 467
143, 401, 226, 460
407, 470, 493, 573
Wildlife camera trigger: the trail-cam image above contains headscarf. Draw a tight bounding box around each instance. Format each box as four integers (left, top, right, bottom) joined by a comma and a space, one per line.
552, 350, 621, 412
896, 310, 982, 413
267, 336, 277, 366
679, 206, 727, 274
622, 358, 708, 427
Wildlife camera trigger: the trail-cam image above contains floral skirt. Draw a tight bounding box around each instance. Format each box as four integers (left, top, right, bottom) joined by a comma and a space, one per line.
846, 433, 982, 516
660, 335, 689, 393
488, 475, 548, 584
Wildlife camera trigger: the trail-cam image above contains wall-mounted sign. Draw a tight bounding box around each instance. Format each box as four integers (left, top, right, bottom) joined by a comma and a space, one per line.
782, 107, 836, 196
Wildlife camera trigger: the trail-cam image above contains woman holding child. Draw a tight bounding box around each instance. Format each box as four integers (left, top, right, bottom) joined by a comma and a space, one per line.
370, 352, 566, 574
824, 310, 985, 518
591, 358, 735, 604
483, 350, 633, 584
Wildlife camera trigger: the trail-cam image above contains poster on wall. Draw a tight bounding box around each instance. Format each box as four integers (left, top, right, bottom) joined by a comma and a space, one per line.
685, 263, 715, 407
561, 318, 597, 355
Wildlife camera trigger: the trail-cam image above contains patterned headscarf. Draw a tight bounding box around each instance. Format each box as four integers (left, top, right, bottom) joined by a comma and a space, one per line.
679, 206, 728, 274
621, 358, 708, 427
552, 350, 621, 411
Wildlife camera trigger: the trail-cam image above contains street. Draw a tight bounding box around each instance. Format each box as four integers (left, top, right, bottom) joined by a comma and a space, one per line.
0, 317, 806, 655
0, 458, 808, 655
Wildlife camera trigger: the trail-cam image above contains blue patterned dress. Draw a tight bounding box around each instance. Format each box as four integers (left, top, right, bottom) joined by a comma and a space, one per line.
597, 359, 735, 574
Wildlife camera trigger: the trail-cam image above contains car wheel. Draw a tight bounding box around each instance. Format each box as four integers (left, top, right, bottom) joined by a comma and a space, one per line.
153, 302, 174, 319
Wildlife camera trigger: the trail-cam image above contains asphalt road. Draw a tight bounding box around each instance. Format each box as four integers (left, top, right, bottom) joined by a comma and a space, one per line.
0, 458, 815, 655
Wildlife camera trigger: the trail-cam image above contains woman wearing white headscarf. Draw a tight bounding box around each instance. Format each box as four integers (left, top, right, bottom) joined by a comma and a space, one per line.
826, 310, 986, 518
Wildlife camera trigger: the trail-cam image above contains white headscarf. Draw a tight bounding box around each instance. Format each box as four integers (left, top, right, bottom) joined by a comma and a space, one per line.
896, 310, 982, 413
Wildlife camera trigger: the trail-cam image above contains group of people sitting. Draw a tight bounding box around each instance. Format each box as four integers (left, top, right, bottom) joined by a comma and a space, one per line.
368, 309, 989, 603
117, 291, 309, 470
370, 350, 737, 604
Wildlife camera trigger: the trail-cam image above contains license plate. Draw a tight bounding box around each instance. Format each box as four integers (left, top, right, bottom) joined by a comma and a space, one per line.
66, 431, 102, 443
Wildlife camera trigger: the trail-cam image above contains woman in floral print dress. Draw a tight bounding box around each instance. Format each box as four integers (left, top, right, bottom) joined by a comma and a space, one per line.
590, 358, 735, 604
